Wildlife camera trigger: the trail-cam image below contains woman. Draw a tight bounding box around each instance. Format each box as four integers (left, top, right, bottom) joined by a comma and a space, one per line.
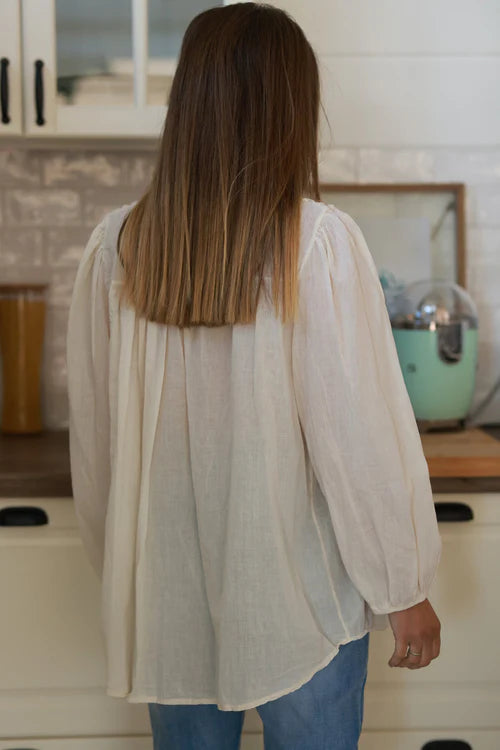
66, 3, 442, 749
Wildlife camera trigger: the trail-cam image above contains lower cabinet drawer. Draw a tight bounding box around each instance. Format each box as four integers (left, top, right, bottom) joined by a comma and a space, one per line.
0, 739, 153, 750
359, 730, 500, 750
5, 729, 499, 750
2, 730, 499, 750
364, 493, 500, 732
0, 737, 260, 750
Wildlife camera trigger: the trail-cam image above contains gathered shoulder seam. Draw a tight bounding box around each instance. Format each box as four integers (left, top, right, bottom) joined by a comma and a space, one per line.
298, 204, 333, 277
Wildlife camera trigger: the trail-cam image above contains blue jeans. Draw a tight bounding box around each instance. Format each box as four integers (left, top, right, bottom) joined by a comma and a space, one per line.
148, 631, 370, 750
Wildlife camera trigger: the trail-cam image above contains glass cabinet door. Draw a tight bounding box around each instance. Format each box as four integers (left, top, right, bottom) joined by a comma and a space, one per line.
55, 0, 134, 109
22, 0, 225, 137
147, 0, 217, 106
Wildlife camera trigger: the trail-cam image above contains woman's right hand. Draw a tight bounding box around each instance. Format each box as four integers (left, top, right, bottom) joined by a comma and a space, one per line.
387, 598, 441, 669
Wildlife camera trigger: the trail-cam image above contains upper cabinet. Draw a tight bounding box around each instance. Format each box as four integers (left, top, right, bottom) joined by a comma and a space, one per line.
0, 0, 23, 134
0, 0, 226, 138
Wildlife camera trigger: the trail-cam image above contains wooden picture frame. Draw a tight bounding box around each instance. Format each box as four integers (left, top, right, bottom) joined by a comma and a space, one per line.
319, 182, 466, 288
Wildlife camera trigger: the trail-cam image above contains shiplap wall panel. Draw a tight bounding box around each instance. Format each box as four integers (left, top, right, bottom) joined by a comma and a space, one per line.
266, 0, 500, 56
318, 57, 500, 147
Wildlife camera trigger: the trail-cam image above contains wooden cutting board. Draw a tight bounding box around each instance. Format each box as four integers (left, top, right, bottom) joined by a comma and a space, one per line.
421, 427, 500, 477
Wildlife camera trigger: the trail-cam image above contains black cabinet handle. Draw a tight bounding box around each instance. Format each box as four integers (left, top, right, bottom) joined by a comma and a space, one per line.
422, 740, 472, 749
434, 501, 473, 523
0, 506, 48, 526
34, 58, 45, 126
1, 57, 10, 124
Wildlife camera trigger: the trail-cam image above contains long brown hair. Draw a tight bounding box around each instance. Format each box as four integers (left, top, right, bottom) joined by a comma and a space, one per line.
118, 2, 321, 327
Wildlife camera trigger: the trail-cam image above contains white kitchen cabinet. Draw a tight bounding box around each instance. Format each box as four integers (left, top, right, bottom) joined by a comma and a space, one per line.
0, 739, 263, 750
0, 0, 23, 134
361, 493, 500, 740
359, 730, 500, 750
3, 0, 232, 138
0, 496, 261, 745
1, 493, 499, 746
0, 499, 149, 740
0, 740, 154, 750
1, 731, 495, 750
21, 0, 160, 136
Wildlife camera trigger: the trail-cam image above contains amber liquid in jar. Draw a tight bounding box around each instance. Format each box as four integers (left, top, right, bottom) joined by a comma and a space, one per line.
0, 284, 47, 434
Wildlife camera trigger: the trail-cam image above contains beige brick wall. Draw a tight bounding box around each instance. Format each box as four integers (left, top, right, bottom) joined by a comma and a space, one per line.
0, 148, 152, 430
0, 146, 499, 428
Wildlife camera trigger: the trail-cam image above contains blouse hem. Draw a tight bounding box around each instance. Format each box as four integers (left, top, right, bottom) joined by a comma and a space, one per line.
105, 627, 372, 712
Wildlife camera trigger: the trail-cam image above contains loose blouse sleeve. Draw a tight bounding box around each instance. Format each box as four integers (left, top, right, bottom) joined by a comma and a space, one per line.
66, 221, 110, 581
292, 205, 442, 615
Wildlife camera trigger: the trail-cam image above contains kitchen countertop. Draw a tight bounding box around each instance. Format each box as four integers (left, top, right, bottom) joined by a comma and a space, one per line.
421, 425, 500, 493
0, 427, 499, 498
0, 430, 72, 498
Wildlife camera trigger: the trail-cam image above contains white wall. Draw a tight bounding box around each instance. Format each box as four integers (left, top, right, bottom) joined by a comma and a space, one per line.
0, 2, 498, 427
270, 0, 500, 148
268, 0, 500, 422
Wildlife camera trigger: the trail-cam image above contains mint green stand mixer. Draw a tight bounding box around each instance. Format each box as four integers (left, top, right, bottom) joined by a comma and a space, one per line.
389, 280, 478, 431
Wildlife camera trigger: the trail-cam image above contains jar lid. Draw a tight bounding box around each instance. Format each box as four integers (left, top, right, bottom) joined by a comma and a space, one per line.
390, 279, 478, 330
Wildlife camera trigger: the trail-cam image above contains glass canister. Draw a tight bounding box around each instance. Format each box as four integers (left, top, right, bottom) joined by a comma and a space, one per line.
0, 283, 48, 434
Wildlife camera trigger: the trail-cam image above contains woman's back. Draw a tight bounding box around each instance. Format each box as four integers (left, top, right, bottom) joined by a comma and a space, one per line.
67, 196, 441, 710
66, 5, 441, 743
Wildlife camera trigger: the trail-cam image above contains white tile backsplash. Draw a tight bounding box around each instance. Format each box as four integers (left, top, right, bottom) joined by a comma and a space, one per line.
0, 150, 42, 186
124, 155, 156, 188
358, 149, 435, 183
5, 188, 81, 226
0, 228, 44, 265
82, 187, 139, 226
466, 185, 500, 226
42, 152, 124, 188
46, 267, 79, 308
467, 227, 500, 267
318, 149, 357, 182
0, 146, 498, 427
46, 226, 97, 266
433, 149, 500, 184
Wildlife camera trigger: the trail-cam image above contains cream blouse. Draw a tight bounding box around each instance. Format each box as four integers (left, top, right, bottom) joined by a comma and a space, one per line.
66, 197, 442, 711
